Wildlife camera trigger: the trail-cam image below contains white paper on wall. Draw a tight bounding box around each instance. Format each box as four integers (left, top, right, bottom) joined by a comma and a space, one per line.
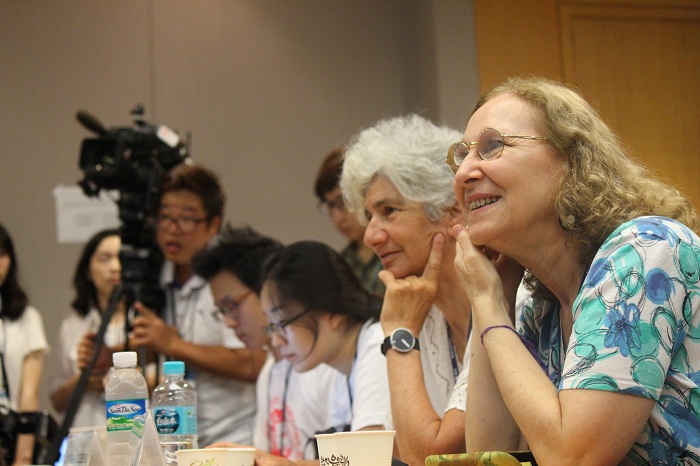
53, 184, 120, 243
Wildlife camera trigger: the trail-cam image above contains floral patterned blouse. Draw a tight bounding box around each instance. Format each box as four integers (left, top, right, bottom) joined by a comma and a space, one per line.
519, 216, 700, 465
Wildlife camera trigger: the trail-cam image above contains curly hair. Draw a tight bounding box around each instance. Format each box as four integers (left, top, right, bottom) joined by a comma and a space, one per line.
340, 114, 461, 224
477, 77, 699, 296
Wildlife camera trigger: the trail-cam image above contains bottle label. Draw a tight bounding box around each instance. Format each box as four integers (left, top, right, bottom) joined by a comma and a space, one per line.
106, 398, 147, 432
153, 405, 197, 436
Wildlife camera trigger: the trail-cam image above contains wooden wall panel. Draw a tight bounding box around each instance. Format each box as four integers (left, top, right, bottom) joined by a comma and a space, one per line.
474, 0, 700, 211
474, 0, 561, 92
560, 4, 700, 209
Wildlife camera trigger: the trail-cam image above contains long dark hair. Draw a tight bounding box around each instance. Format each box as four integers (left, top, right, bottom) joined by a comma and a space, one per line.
261, 241, 382, 325
0, 224, 28, 321
71, 228, 120, 316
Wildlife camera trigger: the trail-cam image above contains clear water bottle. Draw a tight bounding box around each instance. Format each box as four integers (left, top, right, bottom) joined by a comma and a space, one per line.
152, 361, 198, 465
105, 351, 149, 466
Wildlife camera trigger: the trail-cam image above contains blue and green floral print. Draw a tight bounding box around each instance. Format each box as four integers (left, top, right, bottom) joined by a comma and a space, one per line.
519, 216, 700, 465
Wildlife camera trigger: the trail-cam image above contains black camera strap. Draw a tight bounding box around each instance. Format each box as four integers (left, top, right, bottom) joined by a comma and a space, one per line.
37, 283, 124, 464
0, 317, 7, 404
0, 351, 11, 407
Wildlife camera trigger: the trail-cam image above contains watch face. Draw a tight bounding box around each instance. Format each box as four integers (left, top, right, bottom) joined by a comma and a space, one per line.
391, 328, 415, 352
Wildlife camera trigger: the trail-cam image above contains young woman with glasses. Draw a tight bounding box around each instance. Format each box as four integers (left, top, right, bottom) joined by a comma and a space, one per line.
259, 241, 390, 449
193, 226, 347, 462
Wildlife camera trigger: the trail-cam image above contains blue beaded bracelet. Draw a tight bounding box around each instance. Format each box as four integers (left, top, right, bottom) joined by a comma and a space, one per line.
480, 324, 518, 345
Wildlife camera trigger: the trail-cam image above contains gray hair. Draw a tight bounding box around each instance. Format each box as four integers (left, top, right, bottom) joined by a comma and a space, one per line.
340, 114, 461, 223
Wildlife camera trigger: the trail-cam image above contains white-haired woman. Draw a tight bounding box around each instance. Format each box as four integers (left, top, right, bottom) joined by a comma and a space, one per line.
341, 114, 479, 465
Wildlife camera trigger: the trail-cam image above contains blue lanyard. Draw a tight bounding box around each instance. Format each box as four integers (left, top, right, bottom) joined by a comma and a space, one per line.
446, 318, 473, 383
446, 325, 460, 382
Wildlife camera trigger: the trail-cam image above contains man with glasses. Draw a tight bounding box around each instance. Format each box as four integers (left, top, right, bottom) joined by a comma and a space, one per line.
314, 147, 384, 296
130, 164, 266, 447
192, 225, 348, 462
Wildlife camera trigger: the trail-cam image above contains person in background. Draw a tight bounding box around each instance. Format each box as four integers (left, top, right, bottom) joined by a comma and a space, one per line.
451, 76, 700, 464
0, 223, 49, 466
130, 164, 266, 446
252, 240, 390, 466
193, 225, 347, 462
51, 228, 127, 428
315, 147, 384, 296
340, 115, 471, 465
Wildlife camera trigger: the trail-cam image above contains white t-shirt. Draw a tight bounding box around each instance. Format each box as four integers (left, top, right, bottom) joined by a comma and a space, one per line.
161, 262, 256, 446
0, 305, 49, 410
332, 319, 391, 432
253, 355, 346, 460
51, 308, 127, 427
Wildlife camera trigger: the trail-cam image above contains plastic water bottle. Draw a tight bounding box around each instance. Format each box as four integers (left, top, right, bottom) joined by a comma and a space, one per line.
105, 351, 149, 466
151, 361, 198, 465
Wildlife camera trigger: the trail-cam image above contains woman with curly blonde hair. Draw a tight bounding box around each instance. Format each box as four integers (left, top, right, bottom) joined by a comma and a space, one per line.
449, 76, 700, 465
477, 77, 697, 300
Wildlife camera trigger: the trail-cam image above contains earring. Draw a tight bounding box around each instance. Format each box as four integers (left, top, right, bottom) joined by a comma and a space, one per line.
559, 214, 576, 230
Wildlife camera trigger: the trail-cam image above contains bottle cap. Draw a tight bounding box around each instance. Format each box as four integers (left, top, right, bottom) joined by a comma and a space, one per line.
113, 351, 137, 367
163, 361, 185, 375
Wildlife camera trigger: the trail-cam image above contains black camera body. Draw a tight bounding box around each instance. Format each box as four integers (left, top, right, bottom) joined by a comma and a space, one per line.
77, 106, 189, 311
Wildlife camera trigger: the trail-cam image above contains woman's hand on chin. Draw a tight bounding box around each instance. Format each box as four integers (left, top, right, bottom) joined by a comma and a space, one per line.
452, 224, 517, 326
379, 233, 444, 335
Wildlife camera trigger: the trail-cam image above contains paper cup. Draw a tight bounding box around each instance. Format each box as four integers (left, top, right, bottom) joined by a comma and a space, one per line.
176, 447, 256, 466
315, 430, 395, 466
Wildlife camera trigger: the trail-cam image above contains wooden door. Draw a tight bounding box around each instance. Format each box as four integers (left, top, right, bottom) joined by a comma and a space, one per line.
474, 0, 700, 212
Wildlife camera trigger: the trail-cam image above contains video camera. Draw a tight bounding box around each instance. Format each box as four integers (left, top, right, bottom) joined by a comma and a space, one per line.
77, 105, 189, 311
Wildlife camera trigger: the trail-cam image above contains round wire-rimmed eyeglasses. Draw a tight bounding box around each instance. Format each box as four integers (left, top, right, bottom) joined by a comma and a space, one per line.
445, 127, 549, 174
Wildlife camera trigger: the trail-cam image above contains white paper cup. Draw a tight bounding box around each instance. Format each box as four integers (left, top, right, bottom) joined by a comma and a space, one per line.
315, 430, 395, 466
176, 447, 256, 466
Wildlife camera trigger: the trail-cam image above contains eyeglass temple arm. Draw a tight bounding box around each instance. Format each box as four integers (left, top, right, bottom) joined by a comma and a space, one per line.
502, 134, 548, 141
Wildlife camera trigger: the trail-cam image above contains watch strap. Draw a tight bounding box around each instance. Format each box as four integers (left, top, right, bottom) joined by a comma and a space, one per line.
381, 329, 420, 356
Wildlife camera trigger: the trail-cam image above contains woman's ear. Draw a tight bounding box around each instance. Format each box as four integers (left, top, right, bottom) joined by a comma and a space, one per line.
444, 202, 464, 228
325, 312, 347, 331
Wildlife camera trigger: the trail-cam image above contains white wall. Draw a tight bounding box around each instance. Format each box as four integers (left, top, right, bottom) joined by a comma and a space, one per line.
0, 0, 478, 409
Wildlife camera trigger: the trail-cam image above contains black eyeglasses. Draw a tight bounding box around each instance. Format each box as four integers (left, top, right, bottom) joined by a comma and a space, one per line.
318, 195, 347, 217
262, 307, 312, 337
156, 213, 208, 233
445, 127, 549, 174
213, 290, 253, 320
